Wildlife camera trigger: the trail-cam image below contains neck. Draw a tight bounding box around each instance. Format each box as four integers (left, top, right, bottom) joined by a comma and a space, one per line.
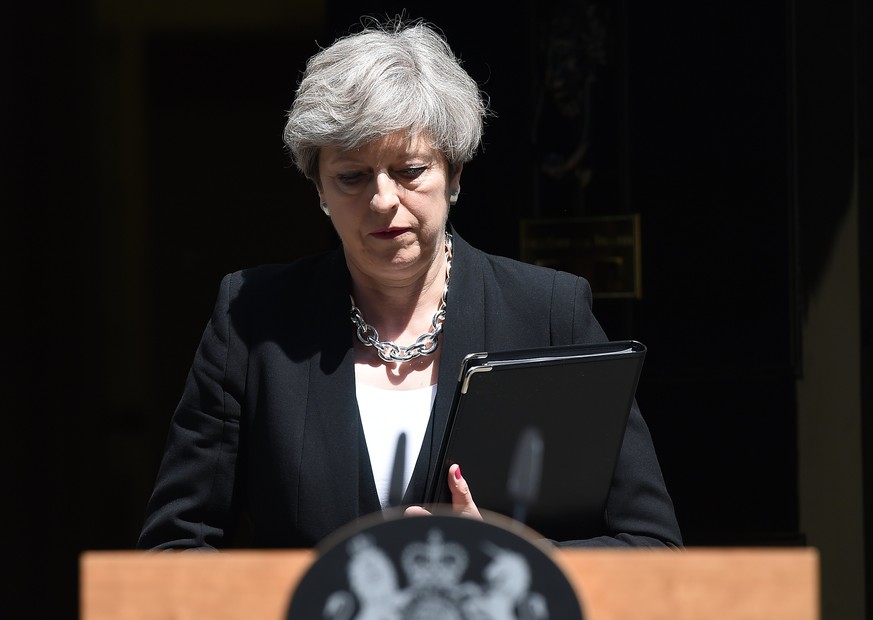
350, 236, 450, 342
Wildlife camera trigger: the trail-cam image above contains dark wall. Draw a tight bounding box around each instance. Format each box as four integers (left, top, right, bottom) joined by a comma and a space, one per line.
4, 1, 99, 616
4, 0, 869, 617
861, 0, 873, 608
624, 3, 799, 543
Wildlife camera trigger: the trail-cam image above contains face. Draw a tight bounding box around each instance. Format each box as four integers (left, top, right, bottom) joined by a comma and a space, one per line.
317, 131, 461, 289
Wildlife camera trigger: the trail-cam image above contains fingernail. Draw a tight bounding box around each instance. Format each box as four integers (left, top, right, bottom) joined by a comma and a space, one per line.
455, 466, 462, 480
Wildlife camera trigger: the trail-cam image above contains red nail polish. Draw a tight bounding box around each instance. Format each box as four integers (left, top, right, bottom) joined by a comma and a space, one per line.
455, 466, 462, 480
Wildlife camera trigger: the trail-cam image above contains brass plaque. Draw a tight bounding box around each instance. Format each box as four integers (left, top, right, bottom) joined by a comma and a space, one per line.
520, 215, 641, 299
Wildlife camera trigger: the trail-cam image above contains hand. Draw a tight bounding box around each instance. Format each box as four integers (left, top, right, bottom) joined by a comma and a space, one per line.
404, 464, 482, 520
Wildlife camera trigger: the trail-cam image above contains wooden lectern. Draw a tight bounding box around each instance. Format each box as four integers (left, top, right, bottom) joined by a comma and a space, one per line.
81, 547, 819, 619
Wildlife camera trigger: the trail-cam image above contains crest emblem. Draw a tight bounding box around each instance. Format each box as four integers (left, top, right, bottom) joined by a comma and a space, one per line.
287, 512, 585, 620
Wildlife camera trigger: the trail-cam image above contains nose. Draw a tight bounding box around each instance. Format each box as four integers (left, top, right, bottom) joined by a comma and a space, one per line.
370, 172, 401, 213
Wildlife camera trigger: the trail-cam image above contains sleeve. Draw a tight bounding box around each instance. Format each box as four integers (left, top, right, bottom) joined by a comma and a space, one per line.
136, 273, 246, 550
552, 274, 683, 548
553, 401, 684, 548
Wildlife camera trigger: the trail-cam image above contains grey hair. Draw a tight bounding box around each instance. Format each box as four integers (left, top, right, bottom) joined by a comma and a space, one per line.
283, 17, 490, 181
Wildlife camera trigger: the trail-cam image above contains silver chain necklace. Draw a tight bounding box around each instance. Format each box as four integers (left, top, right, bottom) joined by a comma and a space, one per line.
350, 232, 453, 363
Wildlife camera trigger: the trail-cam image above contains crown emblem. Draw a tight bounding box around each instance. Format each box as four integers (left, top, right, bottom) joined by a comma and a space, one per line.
401, 529, 468, 588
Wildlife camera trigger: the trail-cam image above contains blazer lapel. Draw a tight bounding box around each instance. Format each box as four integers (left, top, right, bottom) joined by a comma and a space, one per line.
301, 249, 381, 526
404, 227, 487, 503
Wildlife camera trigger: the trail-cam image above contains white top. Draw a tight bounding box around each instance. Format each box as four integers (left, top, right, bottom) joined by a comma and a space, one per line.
355, 382, 437, 509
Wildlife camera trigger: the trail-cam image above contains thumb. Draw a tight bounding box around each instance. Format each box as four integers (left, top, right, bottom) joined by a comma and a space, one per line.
448, 464, 482, 520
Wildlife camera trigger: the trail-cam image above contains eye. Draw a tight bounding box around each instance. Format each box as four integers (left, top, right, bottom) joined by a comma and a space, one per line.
397, 166, 428, 179
335, 172, 369, 186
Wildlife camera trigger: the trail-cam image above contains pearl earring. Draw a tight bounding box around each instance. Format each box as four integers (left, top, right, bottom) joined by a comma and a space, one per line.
320, 201, 330, 216
449, 189, 460, 205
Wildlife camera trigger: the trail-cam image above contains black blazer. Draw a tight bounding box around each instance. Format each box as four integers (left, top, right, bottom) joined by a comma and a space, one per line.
138, 227, 682, 550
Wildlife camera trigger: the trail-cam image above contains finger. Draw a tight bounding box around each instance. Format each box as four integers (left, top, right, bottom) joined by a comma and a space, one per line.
404, 505, 432, 517
448, 464, 482, 520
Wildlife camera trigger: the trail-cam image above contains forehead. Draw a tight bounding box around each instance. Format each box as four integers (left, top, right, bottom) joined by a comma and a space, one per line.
321, 131, 442, 165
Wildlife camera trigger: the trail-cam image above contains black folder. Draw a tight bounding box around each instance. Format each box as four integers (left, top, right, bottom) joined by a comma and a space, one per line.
424, 340, 646, 541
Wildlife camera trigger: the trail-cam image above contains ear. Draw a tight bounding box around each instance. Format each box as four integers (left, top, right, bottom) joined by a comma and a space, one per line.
450, 163, 464, 190
448, 164, 463, 205
314, 184, 330, 216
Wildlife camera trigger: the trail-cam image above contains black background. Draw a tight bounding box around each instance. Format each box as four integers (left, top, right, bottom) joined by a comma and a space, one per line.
3, 0, 870, 617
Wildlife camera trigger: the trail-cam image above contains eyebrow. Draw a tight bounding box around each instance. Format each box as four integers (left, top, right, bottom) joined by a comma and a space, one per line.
325, 150, 436, 167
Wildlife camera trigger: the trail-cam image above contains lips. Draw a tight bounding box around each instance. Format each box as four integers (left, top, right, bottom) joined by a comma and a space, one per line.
370, 227, 411, 239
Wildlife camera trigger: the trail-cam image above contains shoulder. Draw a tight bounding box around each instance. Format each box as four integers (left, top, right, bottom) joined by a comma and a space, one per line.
219, 247, 346, 299
454, 229, 589, 299
203, 247, 349, 330
451, 227, 602, 344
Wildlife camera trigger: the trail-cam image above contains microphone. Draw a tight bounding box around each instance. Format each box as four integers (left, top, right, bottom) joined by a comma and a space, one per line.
506, 426, 544, 525
387, 432, 407, 508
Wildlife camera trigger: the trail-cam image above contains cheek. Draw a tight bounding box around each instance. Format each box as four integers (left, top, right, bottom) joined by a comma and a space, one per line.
410, 193, 450, 219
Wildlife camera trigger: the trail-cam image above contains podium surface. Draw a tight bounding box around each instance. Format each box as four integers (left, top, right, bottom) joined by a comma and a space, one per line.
81, 547, 818, 619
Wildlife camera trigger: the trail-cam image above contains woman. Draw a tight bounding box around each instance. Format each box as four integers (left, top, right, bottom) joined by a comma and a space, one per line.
137, 17, 681, 550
